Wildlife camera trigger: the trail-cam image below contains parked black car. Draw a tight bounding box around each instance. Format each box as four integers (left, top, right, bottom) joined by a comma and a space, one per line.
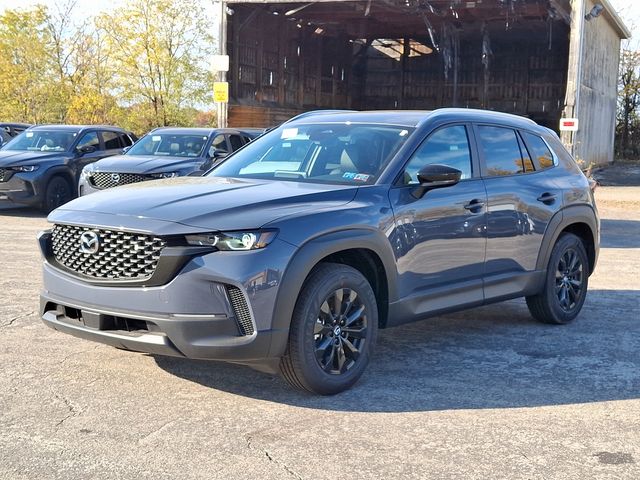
0, 122, 32, 137
39, 109, 599, 394
78, 127, 257, 195
0, 125, 136, 212
0, 129, 11, 147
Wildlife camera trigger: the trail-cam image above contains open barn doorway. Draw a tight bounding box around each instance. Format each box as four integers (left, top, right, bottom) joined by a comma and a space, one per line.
224, 1, 571, 131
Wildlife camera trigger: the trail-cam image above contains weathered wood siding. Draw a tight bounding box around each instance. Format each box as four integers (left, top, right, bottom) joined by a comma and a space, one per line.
574, 0, 622, 165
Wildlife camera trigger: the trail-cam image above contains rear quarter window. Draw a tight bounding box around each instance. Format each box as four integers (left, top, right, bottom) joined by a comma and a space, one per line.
521, 132, 555, 170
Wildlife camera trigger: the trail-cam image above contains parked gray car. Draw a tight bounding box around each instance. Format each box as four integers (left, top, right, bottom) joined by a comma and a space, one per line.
38, 109, 599, 394
78, 127, 256, 196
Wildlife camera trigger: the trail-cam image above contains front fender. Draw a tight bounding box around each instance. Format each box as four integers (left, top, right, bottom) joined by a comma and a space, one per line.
268, 228, 398, 357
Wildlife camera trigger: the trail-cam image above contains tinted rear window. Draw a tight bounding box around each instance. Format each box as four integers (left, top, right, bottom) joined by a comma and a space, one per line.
477, 126, 526, 177
521, 132, 555, 170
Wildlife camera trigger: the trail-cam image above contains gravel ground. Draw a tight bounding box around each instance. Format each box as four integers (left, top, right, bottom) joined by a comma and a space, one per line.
0, 186, 639, 480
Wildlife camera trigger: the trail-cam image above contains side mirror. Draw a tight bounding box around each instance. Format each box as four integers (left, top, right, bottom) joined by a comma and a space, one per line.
209, 148, 228, 159
412, 164, 462, 198
77, 145, 97, 155
121, 146, 131, 154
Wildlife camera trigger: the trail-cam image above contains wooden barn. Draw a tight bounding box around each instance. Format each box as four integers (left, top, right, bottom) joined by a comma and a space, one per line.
219, 0, 630, 165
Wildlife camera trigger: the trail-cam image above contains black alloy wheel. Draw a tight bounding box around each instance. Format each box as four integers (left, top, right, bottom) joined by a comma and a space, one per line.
280, 263, 378, 395
314, 288, 368, 375
555, 247, 585, 312
526, 233, 589, 324
43, 176, 73, 213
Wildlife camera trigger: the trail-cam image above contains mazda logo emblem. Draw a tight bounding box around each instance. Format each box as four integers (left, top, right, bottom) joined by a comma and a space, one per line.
79, 231, 100, 254
111, 173, 120, 183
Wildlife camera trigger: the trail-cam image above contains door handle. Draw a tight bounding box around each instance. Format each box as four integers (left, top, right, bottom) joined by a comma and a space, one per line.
537, 192, 557, 205
464, 199, 485, 213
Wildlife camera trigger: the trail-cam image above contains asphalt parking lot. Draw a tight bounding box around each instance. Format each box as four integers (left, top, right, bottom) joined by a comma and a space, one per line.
1, 185, 639, 480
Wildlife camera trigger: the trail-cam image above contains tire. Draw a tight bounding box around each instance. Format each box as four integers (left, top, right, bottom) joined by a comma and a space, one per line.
279, 263, 378, 395
42, 176, 73, 213
526, 233, 589, 324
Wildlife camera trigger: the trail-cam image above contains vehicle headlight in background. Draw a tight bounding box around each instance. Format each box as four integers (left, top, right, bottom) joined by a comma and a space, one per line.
81, 166, 93, 180
9, 165, 39, 172
185, 230, 278, 251
151, 172, 178, 179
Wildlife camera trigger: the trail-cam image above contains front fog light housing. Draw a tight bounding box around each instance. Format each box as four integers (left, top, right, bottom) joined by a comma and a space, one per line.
185, 230, 278, 251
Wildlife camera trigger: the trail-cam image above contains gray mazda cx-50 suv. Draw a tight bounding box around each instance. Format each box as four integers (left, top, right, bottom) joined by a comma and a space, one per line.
39, 109, 599, 394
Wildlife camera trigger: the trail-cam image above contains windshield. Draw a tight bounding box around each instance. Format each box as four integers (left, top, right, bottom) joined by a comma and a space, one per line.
210, 123, 413, 185
3, 130, 78, 152
128, 133, 209, 158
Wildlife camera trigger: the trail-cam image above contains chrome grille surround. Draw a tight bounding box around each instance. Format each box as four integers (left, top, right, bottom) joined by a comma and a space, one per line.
226, 285, 255, 336
51, 224, 166, 280
90, 172, 151, 189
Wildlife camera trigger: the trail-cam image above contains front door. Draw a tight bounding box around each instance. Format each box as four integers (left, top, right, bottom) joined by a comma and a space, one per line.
388, 124, 487, 321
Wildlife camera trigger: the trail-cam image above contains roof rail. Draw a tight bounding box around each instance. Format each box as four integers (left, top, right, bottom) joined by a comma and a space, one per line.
284, 109, 357, 124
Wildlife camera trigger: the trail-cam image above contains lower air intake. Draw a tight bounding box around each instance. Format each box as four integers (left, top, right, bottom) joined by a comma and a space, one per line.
226, 285, 255, 336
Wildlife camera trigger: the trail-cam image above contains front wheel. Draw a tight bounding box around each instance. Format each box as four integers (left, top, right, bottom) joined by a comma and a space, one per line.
526, 233, 589, 324
42, 176, 73, 213
280, 263, 378, 395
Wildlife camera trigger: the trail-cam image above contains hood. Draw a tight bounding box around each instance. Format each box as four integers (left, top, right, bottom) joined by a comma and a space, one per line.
89, 154, 203, 174
51, 176, 359, 232
0, 150, 71, 166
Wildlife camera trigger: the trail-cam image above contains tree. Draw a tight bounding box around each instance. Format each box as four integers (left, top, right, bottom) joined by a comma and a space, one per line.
0, 6, 61, 123
617, 49, 640, 158
96, 0, 215, 130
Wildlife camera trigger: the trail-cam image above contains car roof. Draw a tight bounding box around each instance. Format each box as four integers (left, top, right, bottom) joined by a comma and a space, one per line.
286, 108, 540, 130
30, 124, 130, 133
148, 127, 257, 136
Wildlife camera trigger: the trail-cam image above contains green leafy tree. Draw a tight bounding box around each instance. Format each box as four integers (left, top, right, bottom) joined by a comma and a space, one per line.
97, 0, 215, 130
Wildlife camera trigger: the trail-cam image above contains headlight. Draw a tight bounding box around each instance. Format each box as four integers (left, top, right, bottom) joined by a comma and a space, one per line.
151, 172, 178, 179
185, 230, 278, 251
9, 165, 39, 172
81, 166, 94, 180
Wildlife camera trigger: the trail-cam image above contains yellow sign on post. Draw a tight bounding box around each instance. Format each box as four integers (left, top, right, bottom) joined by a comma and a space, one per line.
214, 82, 229, 103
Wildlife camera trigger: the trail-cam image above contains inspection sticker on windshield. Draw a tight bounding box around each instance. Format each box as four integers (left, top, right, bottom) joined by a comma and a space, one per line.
26, 132, 33, 138
152, 135, 162, 142
281, 128, 298, 139
343, 172, 370, 182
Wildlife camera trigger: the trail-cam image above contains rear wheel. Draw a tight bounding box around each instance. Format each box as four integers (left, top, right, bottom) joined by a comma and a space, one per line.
42, 176, 73, 213
280, 263, 378, 395
526, 233, 589, 324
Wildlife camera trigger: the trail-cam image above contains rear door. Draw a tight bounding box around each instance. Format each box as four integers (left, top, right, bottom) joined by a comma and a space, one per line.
475, 124, 562, 299
388, 124, 488, 320
100, 130, 125, 157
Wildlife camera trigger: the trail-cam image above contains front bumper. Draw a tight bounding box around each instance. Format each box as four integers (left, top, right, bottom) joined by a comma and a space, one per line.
77, 176, 100, 196
0, 171, 42, 206
40, 237, 296, 364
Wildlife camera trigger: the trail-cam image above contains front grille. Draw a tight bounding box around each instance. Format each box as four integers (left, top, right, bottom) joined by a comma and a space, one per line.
0, 168, 7, 182
226, 286, 254, 336
90, 172, 151, 189
51, 224, 166, 280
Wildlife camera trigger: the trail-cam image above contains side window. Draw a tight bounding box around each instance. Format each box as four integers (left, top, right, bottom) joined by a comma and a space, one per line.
76, 131, 99, 150
228, 134, 244, 151
477, 126, 526, 177
102, 131, 122, 150
209, 134, 227, 156
119, 133, 133, 147
521, 132, 555, 170
403, 125, 472, 184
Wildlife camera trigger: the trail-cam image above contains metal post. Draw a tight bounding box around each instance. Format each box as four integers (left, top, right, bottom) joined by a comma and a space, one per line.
217, 0, 228, 128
